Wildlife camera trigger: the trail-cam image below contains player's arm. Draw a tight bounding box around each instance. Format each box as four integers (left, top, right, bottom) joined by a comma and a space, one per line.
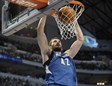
65, 22, 84, 58
37, 16, 50, 63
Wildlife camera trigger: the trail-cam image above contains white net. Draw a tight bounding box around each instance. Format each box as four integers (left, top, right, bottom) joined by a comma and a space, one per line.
54, 1, 84, 40
55, 18, 77, 39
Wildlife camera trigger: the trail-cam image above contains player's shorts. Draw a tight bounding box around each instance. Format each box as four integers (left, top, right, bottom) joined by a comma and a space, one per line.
47, 83, 66, 86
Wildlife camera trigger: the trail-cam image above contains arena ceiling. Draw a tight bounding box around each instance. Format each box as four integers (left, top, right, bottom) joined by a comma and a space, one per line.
79, 0, 112, 40
0, 0, 112, 40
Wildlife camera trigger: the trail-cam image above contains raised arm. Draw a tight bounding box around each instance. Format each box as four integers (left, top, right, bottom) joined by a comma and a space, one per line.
37, 16, 50, 63
65, 22, 84, 58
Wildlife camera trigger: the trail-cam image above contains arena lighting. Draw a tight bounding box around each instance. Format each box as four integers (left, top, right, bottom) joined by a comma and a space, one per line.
97, 82, 105, 85
83, 35, 98, 48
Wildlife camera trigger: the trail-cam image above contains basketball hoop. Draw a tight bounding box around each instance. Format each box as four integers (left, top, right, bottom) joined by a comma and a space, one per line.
51, 1, 85, 40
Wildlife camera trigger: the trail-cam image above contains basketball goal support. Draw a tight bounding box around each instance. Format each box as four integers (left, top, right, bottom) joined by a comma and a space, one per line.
2, 0, 72, 36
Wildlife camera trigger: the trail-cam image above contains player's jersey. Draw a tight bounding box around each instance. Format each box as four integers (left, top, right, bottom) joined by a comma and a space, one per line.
45, 51, 77, 86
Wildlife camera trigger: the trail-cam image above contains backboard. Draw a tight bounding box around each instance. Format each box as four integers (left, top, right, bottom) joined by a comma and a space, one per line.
2, 0, 72, 36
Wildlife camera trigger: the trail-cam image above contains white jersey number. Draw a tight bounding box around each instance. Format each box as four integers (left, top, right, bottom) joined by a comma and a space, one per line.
61, 58, 70, 66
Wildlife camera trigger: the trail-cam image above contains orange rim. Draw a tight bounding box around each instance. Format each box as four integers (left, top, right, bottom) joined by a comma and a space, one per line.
50, 0, 84, 17
69, 0, 84, 8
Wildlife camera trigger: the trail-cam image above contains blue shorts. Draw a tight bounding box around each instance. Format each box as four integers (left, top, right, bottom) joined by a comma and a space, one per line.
47, 83, 66, 86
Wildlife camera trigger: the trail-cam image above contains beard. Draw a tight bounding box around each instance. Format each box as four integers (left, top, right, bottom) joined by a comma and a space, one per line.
53, 47, 62, 52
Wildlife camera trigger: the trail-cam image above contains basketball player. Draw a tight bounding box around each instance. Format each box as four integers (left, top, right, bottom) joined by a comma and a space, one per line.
37, 16, 84, 86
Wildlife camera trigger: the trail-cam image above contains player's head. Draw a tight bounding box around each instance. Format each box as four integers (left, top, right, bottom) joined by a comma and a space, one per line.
49, 37, 62, 52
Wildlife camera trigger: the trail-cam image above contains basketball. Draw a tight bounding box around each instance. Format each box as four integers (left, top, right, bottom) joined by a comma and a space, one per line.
58, 6, 76, 24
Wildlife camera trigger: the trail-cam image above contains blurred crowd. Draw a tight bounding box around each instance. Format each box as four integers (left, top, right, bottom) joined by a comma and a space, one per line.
0, 36, 112, 70
0, 45, 112, 71
0, 35, 112, 71
75, 60, 112, 70
0, 76, 31, 86
0, 35, 39, 53
0, 47, 42, 63
0, 35, 112, 86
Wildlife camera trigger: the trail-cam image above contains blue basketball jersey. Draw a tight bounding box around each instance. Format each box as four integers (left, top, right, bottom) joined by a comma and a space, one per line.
45, 51, 77, 86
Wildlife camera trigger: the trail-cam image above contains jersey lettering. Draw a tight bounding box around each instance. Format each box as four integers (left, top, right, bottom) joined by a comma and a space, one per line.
61, 58, 70, 66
